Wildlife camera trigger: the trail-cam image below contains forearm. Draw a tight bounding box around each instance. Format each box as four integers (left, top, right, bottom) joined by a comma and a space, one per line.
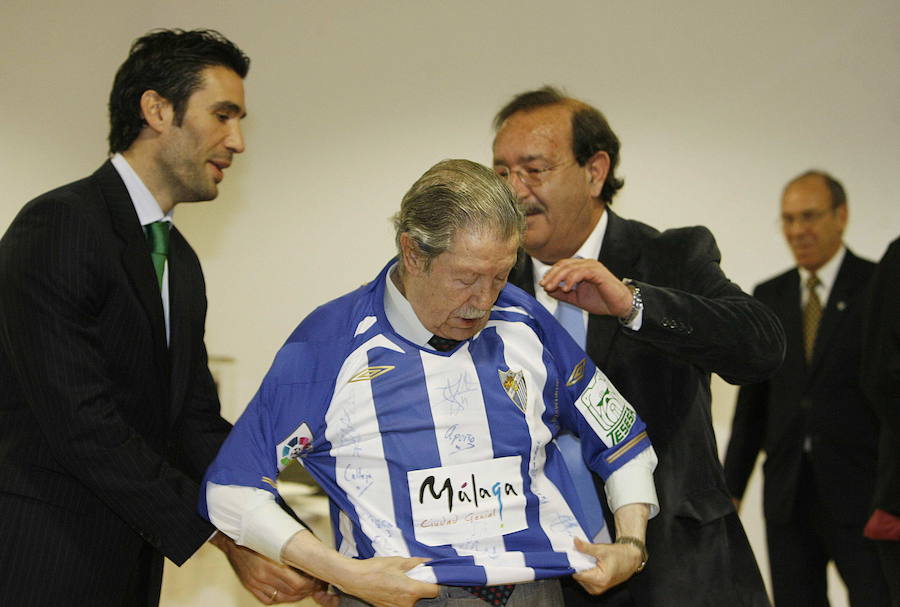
280, 528, 439, 607
612, 502, 650, 542
571, 502, 649, 594
281, 529, 359, 586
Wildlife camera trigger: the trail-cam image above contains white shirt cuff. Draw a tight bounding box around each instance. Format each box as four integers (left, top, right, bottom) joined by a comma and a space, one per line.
206, 482, 305, 562
603, 447, 659, 518
623, 306, 643, 331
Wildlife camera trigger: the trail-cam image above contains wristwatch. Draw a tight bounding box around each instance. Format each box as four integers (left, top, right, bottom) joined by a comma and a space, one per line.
619, 278, 643, 326
615, 535, 648, 572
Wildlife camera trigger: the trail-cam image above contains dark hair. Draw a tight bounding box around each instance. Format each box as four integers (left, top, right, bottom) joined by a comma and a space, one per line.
493, 86, 625, 204
786, 170, 847, 208
108, 28, 250, 154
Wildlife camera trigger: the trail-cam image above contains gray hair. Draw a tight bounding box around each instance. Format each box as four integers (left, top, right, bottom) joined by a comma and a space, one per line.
393, 159, 525, 271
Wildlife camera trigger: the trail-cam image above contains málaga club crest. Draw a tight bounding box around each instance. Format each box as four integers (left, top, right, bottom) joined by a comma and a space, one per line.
499, 369, 527, 413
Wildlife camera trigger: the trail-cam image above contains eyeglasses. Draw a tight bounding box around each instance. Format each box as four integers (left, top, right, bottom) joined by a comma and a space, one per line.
780, 208, 836, 229
494, 159, 577, 188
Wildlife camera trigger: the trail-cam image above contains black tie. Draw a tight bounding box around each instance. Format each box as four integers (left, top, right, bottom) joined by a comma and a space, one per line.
428, 335, 461, 352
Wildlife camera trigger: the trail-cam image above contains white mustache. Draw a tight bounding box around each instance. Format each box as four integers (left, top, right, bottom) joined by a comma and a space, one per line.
458, 307, 487, 320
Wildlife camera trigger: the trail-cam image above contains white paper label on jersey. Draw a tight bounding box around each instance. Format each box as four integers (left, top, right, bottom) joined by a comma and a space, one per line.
407, 455, 527, 546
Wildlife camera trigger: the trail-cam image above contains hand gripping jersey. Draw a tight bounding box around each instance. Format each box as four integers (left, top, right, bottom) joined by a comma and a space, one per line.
202, 260, 652, 586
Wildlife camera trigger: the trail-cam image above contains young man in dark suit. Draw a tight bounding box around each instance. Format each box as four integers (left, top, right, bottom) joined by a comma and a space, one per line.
492, 87, 784, 607
0, 29, 327, 607
724, 171, 889, 606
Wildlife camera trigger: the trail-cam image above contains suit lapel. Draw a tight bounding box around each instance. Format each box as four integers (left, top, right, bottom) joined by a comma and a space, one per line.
166, 229, 192, 421
588, 210, 641, 367
777, 270, 808, 383
94, 162, 170, 383
511, 251, 537, 296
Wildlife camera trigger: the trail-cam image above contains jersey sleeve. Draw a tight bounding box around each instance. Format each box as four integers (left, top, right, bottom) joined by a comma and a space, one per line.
533, 300, 654, 481
200, 341, 332, 557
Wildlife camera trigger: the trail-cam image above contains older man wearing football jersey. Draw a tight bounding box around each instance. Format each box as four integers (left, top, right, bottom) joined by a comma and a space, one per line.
201, 159, 658, 607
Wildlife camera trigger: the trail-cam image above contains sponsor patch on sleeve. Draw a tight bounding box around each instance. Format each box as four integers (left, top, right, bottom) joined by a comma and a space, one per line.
577, 371, 637, 445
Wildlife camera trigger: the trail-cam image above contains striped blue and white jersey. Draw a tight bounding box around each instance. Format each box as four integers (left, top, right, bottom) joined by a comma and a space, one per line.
202, 260, 653, 586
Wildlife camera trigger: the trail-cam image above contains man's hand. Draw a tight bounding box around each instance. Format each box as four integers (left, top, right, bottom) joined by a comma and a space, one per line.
330, 556, 440, 607
540, 258, 633, 318
210, 532, 334, 605
571, 536, 643, 595
280, 529, 439, 607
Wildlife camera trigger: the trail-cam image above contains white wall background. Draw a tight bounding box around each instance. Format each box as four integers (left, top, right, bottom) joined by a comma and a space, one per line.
2, 1, 898, 605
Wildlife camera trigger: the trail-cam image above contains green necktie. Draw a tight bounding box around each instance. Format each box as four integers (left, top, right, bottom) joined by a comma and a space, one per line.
147, 221, 170, 289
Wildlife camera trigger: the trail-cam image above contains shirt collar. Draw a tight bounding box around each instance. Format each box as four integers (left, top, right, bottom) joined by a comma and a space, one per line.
531, 209, 608, 280
799, 245, 845, 294
110, 153, 173, 227
383, 262, 434, 347
530, 210, 608, 312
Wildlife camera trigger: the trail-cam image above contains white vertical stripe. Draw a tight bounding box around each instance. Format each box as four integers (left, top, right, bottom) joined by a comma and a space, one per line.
327, 334, 411, 558
420, 344, 493, 465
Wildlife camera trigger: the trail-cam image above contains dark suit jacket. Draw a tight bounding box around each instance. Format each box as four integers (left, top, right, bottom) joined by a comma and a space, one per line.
0, 162, 231, 605
724, 249, 878, 526
510, 209, 784, 607
861, 237, 900, 517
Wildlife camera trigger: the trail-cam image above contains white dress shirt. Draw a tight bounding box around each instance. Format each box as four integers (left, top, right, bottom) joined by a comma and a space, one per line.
530, 210, 643, 331
110, 153, 173, 343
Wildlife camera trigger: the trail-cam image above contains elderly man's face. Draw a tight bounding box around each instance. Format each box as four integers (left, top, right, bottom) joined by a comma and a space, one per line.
401, 228, 519, 341
493, 105, 603, 264
781, 175, 847, 272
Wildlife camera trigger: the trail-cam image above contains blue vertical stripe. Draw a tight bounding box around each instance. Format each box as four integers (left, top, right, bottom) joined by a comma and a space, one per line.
367, 345, 466, 576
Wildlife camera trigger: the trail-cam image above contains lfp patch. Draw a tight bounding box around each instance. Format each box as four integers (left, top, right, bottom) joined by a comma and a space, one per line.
277, 422, 314, 470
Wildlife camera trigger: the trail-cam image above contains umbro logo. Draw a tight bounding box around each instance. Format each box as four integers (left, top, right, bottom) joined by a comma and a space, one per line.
348, 365, 395, 382
565, 358, 586, 386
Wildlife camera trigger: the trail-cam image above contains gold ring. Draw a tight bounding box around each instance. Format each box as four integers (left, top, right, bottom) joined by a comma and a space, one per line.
270, 589, 278, 601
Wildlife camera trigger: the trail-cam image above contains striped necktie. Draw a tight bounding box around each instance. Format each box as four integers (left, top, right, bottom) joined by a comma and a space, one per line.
803, 273, 822, 362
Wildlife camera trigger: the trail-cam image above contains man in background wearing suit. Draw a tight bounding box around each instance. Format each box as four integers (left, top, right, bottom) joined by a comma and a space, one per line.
0, 29, 327, 606
493, 86, 784, 607
724, 171, 889, 606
